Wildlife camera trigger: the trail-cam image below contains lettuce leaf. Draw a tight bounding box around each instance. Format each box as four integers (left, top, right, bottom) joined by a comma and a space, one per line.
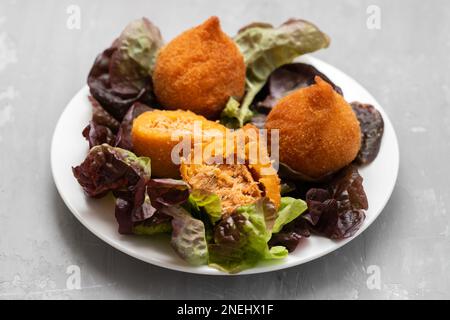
88, 96, 120, 132
114, 102, 153, 151
351, 102, 384, 165
271, 165, 368, 252
221, 19, 330, 128
188, 189, 222, 225
82, 121, 115, 149
115, 178, 190, 234
272, 197, 307, 234
72, 144, 151, 198
256, 63, 343, 113
87, 18, 162, 121
110, 18, 163, 96
208, 198, 287, 273
162, 206, 209, 266
132, 214, 172, 235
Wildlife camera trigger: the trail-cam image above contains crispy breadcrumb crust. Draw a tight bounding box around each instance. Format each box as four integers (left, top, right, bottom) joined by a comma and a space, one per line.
265, 77, 361, 179
153, 16, 246, 119
132, 110, 226, 178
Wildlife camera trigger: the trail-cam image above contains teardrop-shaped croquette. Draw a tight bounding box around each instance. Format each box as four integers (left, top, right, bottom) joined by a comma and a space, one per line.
132, 110, 226, 178
153, 16, 246, 119
265, 77, 361, 180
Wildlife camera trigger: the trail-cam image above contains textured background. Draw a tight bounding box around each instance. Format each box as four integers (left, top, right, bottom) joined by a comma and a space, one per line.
1, 0, 449, 299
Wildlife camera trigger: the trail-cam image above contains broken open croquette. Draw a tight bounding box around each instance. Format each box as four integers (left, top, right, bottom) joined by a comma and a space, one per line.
153, 16, 246, 119
181, 124, 281, 215
131, 109, 226, 178
265, 77, 361, 180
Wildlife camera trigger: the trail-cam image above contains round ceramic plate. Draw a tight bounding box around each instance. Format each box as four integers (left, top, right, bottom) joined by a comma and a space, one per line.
51, 56, 399, 275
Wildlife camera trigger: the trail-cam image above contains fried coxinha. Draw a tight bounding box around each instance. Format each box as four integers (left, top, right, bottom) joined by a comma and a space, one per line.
132, 109, 281, 214
153, 16, 246, 119
265, 77, 361, 180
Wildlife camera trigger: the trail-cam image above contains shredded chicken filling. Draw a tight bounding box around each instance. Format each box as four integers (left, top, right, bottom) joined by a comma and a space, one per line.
185, 163, 261, 215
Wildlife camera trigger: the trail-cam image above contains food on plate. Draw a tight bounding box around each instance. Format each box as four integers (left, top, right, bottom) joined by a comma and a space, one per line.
82, 120, 115, 149
131, 109, 226, 178
181, 124, 281, 215
153, 17, 245, 119
241, 124, 281, 208
71, 16, 386, 273
87, 18, 163, 121
72, 144, 151, 198
88, 96, 120, 132
221, 19, 330, 128
269, 165, 368, 252
256, 62, 343, 113
114, 102, 153, 151
265, 77, 361, 181
182, 163, 262, 215
351, 102, 384, 165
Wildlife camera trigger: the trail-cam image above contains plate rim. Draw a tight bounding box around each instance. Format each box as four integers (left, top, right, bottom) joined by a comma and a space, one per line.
51, 55, 400, 276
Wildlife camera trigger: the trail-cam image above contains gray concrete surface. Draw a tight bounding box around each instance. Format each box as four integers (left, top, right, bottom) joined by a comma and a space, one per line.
0, 0, 449, 299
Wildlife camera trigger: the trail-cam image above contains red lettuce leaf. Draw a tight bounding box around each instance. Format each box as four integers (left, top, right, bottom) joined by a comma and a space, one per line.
147, 179, 191, 209
329, 164, 369, 211
163, 205, 208, 266
213, 212, 247, 245
82, 121, 115, 149
88, 96, 120, 132
114, 178, 190, 234
255, 63, 343, 113
351, 102, 384, 165
87, 18, 162, 121
309, 165, 368, 239
72, 144, 151, 198
87, 46, 153, 121
114, 185, 171, 235
268, 215, 311, 252
269, 231, 304, 253
114, 102, 153, 150
271, 165, 368, 251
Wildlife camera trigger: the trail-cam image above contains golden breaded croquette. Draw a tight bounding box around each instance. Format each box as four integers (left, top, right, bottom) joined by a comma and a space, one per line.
265, 77, 361, 180
132, 110, 226, 178
153, 16, 246, 119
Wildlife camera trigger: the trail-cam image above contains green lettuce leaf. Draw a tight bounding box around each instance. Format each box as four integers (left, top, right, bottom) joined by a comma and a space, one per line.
221, 19, 330, 128
272, 197, 308, 234
188, 189, 222, 225
110, 18, 163, 96
208, 198, 288, 273
132, 218, 172, 235
162, 206, 209, 266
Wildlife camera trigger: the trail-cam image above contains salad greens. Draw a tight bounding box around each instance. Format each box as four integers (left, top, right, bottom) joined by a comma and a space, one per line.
82, 120, 115, 149
221, 19, 330, 128
188, 189, 222, 225
256, 63, 343, 113
72, 144, 151, 198
208, 199, 288, 273
164, 205, 209, 266
72, 144, 312, 272
272, 197, 307, 234
88, 18, 162, 121
133, 216, 172, 235
115, 102, 153, 151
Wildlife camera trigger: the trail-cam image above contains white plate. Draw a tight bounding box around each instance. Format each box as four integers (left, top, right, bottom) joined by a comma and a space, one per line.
51, 56, 399, 275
